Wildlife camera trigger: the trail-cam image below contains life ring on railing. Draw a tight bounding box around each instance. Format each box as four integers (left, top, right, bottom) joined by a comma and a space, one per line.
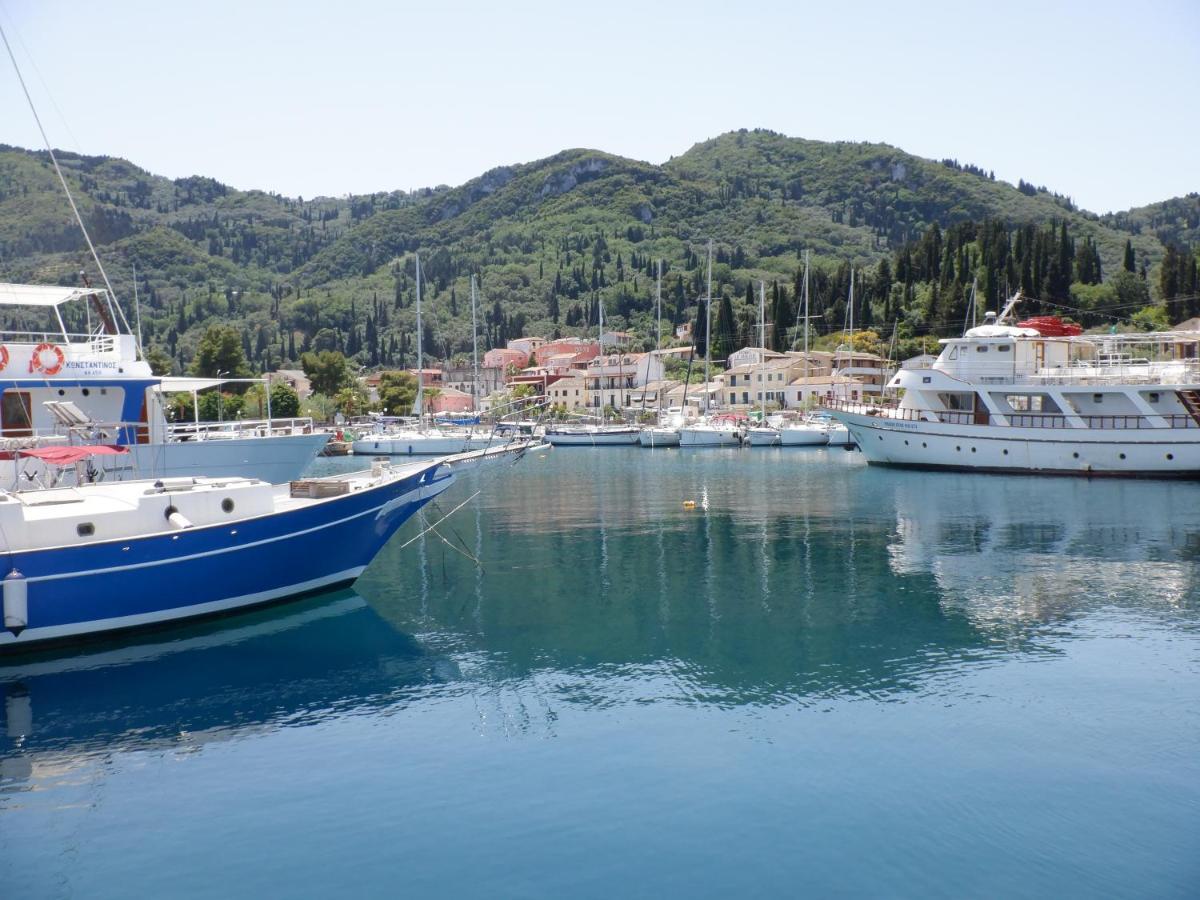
0, 345, 8, 373
29, 343, 65, 376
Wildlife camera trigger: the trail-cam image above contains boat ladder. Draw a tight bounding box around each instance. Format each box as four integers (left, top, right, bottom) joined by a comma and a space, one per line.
1176, 390, 1200, 426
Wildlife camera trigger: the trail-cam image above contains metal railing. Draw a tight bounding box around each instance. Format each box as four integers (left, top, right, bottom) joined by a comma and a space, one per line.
820, 398, 1200, 430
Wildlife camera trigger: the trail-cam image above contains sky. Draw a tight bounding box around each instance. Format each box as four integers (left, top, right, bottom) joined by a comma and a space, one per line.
1, 0, 1197, 215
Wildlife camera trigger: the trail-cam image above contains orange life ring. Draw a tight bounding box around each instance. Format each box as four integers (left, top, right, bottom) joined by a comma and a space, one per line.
0, 345, 8, 373
29, 343, 65, 376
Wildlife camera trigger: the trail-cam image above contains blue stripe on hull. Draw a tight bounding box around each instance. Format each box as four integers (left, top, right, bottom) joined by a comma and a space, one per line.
2, 465, 453, 647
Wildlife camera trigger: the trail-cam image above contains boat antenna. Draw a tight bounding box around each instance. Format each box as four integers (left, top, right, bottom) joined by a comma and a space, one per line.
133, 262, 144, 351
803, 249, 810, 406
1, 23, 133, 344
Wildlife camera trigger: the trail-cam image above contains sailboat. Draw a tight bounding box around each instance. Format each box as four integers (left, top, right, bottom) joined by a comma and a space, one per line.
545, 293, 640, 446
679, 240, 742, 447
639, 258, 681, 447
353, 255, 492, 455
778, 251, 829, 446
744, 281, 783, 446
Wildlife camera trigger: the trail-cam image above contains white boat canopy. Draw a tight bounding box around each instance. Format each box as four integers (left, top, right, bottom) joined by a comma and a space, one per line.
0, 283, 108, 307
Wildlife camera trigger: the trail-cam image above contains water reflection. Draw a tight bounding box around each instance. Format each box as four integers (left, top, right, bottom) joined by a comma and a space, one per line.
360, 452, 1200, 710
0, 592, 454, 790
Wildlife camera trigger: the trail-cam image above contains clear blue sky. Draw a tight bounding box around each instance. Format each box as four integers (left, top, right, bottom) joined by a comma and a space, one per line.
2, 0, 1196, 214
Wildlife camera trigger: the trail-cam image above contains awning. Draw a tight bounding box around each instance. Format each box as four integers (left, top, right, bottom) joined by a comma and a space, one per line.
18, 444, 129, 467
156, 376, 265, 392
0, 283, 108, 308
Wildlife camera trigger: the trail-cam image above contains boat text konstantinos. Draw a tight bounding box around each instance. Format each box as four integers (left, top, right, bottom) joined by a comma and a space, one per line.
824, 292, 1200, 477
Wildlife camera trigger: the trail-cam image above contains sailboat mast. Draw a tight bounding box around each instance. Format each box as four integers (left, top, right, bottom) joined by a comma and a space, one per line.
704, 239, 712, 414
803, 250, 810, 399
470, 273, 480, 413
655, 259, 662, 352
414, 253, 423, 419
759, 280, 766, 422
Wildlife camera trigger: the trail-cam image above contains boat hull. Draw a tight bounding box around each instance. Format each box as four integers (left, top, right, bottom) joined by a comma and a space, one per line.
743, 427, 781, 447
678, 427, 741, 447
352, 432, 492, 455
0, 463, 453, 648
638, 428, 680, 447
832, 408, 1200, 477
778, 426, 829, 447
544, 429, 641, 446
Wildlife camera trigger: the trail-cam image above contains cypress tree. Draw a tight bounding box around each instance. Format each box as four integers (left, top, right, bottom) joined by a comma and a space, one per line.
1123, 240, 1136, 273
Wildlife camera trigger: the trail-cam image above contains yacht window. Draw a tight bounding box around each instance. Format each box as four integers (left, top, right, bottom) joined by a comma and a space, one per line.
997, 345, 1011, 353
947, 347, 958, 360
1093, 394, 1103, 403
1149, 392, 1160, 403
77, 523, 95, 537
976, 346, 989, 353
922, 376, 931, 384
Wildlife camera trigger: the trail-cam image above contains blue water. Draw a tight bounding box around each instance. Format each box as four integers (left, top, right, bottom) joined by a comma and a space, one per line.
2, 449, 1198, 898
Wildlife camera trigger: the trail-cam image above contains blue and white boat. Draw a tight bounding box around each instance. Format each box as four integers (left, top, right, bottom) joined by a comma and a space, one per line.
0, 450, 453, 649
0, 282, 328, 486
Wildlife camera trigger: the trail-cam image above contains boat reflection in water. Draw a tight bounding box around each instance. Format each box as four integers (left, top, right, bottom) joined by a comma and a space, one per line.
885, 474, 1200, 629
0, 591, 456, 786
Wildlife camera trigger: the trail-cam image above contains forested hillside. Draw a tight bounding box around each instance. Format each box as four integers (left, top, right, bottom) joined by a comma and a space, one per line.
1, 129, 1196, 376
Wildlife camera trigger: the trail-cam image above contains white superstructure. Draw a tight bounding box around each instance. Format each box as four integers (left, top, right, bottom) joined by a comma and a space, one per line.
824, 292, 1200, 477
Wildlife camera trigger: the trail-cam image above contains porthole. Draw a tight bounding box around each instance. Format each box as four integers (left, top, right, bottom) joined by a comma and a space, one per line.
971, 447, 976, 453
221, 498, 235, 513
57, 388, 66, 396
1119, 453, 1126, 460
1003, 449, 1009, 455
81, 388, 90, 397
955, 445, 961, 452
1167, 453, 1174, 461
1073, 452, 1079, 459
878, 435, 883, 441
904, 440, 909, 446
922, 442, 927, 449
77, 522, 95, 537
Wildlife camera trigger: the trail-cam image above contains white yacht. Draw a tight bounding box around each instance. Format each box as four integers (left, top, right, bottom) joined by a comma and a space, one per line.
544, 423, 641, 446
824, 292, 1200, 477
678, 417, 743, 447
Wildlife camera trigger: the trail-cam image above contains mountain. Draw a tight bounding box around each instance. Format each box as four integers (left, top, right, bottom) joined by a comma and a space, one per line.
0, 130, 1194, 376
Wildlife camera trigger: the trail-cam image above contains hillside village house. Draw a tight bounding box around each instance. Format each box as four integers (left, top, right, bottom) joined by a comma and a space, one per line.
507, 337, 547, 356
627, 380, 682, 411
426, 386, 474, 414
585, 352, 665, 409
599, 330, 634, 348
483, 347, 528, 371
440, 363, 506, 399
533, 338, 600, 367
546, 374, 588, 411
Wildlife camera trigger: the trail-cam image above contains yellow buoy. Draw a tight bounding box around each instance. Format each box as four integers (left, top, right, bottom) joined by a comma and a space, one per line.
682, 500, 696, 509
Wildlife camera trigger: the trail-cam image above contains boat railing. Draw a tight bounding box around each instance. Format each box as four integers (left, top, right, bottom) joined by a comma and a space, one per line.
167, 416, 315, 440
0, 330, 117, 353
820, 397, 1200, 430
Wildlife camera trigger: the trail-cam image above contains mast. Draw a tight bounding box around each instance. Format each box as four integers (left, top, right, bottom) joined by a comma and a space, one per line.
470, 273, 480, 413
132, 263, 143, 355
655, 259, 663, 352
413, 253, 423, 419
657, 259, 667, 417
704, 239, 712, 414
845, 266, 854, 401
758, 280, 767, 423
803, 250, 810, 405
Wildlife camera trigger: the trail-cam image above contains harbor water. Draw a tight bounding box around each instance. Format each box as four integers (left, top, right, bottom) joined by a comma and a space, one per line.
2, 448, 1198, 898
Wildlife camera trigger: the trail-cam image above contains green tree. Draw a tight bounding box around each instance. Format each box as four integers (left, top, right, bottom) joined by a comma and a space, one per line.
376, 371, 418, 415
1123, 239, 1136, 273
334, 385, 370, 417
269, 382, 301, 417
300, 350, 351, 396
191, 325, 252, 380
145, 345, 173, 376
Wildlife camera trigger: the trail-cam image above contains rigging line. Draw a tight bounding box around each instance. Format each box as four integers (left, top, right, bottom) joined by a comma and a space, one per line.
399, 489, 481, 550
0, 23, 137, 350
0, 10, 83, 152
